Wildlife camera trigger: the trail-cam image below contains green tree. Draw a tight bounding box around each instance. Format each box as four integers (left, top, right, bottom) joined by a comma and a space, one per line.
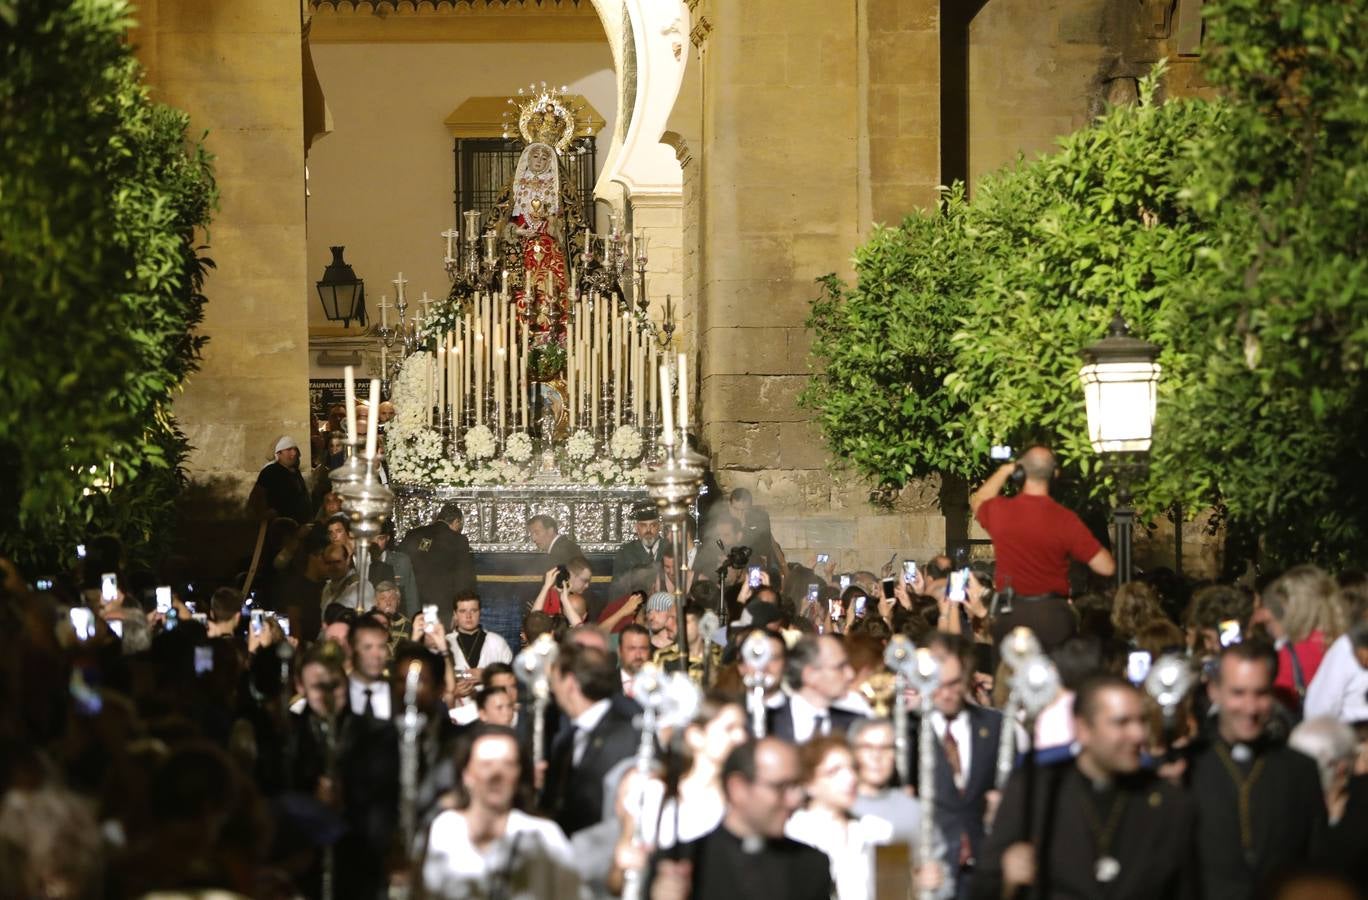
0, 0, 216, 573
807, 0, 1368, 568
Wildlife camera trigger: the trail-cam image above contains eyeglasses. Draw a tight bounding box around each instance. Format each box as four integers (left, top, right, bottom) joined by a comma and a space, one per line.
753, 778, 805, 795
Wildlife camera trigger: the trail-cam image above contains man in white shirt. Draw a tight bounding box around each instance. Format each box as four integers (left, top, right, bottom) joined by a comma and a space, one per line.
445, 591, 513, 676
347, 616, 392, 719
1304, 619, 1368, 724
768, 634, 863, 742
423, 727, 579, 898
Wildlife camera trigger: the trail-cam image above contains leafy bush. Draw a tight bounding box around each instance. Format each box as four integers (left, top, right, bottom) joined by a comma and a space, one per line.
807, 0, 1368, 568
0, 0, 216, 573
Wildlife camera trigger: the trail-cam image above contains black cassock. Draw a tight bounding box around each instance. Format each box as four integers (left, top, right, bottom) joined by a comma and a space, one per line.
1188, 737, 1327, 900
974, 759, 1197, 900
648, 825, 833, 900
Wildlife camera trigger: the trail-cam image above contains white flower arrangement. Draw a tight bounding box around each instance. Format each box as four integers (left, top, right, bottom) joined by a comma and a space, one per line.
386, 352, 648, 488
609, 425, 644, 461
465, 425, 497, 460
565, 429, 596, 462
504, 431, 534, 464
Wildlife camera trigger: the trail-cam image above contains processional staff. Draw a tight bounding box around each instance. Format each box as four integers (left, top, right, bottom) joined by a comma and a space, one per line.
741, 630, 774, 739
514, 633, 560, 790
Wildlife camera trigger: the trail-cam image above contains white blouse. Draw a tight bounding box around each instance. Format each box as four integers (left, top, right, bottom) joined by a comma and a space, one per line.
422, 809, 580, 899
785, 808, 892, 900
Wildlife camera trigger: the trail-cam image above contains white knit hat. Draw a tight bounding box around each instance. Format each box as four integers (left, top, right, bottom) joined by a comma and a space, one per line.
273, 435, 299, 454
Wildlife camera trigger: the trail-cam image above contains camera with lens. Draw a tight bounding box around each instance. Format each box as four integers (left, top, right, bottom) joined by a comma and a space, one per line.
726, 545, 753, 569
554, 564, 571, 589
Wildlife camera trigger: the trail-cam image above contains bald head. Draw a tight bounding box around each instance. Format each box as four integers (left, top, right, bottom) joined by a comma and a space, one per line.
1020, 446, 1057, 483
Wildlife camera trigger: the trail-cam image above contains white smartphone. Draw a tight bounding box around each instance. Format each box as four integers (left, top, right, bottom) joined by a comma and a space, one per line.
990, 445, 1013, 461
1219, 619, 1242, 647
155, 586, 172, 615
100, 573, 118, 604
70, 607, 96, 641
816, 553, 829, 565
278, 616, 291, 637
839, 575, 851, 591
423, 604, 438, 632
250, 609, 264, 635
108, 620, 124, 639
1126, 650, 1152, 684
748, 566, 762, 588
947, 568, 969, 603
829, 598, 843, 620
76, 543, 87, 559
903, 560, 918, 583
194, 646, 213, 675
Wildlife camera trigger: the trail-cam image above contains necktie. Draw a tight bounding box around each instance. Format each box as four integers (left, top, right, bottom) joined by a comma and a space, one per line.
362, 686, 374, 718
942, 717, 973, 866
571, 724, 588, 767
814, 712, 830, 738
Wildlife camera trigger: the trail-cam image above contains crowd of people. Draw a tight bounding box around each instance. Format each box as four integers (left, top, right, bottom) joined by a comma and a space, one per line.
0, 441, 1366, 899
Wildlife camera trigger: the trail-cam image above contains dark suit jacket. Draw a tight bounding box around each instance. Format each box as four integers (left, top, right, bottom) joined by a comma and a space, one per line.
541, 700, 640, 836
611, 538, 664, 597
547, 533, 584, 569
766, 696, 862, 742
907, 704, 1004, 872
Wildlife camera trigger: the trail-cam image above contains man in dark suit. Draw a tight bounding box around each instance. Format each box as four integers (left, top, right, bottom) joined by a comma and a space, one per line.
397, 502, 477, 623
610, 501, 664, 601
541, 639, 640, 836
528, 514, 584, 569
908, 631, 1004, 900
768, 634, 864, 742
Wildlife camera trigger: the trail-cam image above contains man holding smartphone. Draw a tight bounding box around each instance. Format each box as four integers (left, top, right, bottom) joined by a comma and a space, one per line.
970, 446, 1116, 650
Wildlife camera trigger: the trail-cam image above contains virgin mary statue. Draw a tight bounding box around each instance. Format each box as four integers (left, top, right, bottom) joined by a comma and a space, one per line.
487, 89, 588, 333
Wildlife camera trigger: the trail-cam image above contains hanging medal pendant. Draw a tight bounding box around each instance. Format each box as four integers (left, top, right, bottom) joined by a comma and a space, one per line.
1095, 856, 1121, 883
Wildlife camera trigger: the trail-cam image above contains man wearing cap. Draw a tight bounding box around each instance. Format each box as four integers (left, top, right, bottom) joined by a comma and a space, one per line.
249, 436, 313, 524
610, 502, 664, 602
397, 502, 478, 624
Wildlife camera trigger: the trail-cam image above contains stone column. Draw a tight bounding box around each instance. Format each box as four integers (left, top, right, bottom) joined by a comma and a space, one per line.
132, 0, 312, 569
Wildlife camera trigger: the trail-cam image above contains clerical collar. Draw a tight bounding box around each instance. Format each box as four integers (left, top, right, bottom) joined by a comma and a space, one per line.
719, 823, 767, 855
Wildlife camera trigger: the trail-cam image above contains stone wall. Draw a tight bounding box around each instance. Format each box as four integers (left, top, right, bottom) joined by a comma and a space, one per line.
131, 0, 312, 571
691, 0, 947, 572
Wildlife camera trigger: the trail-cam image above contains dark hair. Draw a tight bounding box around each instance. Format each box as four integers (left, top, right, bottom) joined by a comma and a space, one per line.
1072, 674, 1138, 723
797, 735, 852, 783
326, 514, 352, 535
555, 641, 618, 701
1051, 636, 1107, 692
524, 611, 556, 643
348, 615, 389, 647
784, 635, 835, 690
1348, 619, 1368, 651
450, 725, 530, 809
620, 623, 650, 642
454, 591, 482, 610
925, 556, 954, 580
322, 603, 356, 628
391, 641, 444, 692
722, 739, 761, 790
527, 514, 558, 533
481, 662, 514, 690
730, 488, 753, 505
210, 587, 243, 624
302, 523, 332, 557
1216, 639, 1279, 683
924, 630, 976, 675
436, 502, 464, 524
683, 601, 705, 622
298, 639, 347, 682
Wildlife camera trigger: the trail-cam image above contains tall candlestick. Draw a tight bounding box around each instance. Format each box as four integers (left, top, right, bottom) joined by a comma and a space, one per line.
678, 353, 689, 439
393, 272, 409, 305
344, 365, 357, 441
442, 227, 457, 261
475, 331, 484, 425
659, 363, 674, 444
520, 319, 529, 428
365, 379, 380, 460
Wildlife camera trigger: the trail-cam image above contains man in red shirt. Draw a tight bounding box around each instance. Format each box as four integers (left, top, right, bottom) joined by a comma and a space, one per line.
970, 446, 1116, 649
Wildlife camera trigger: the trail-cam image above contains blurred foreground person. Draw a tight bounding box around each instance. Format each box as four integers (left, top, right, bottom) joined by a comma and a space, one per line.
422, 726, 578, 898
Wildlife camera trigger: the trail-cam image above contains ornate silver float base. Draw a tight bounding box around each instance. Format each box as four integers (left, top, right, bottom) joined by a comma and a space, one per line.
392, 481, 652, 553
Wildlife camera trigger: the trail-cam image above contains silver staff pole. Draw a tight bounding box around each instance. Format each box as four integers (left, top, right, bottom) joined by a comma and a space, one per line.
883, 635, 917, 786
514, 633, 560, 788
622, 663, 668, 900
1144, 652, 1195, 751
398, 660, 425, 855
740, 630, 774, 738
995, 627, 1042, 790
906, 647, 948, 900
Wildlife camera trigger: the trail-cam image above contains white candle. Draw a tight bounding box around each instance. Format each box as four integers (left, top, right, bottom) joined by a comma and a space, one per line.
678, 353, 689, 438
520, 319, 529, 428
475, 331, 484, 425
659, 363, 674, 444
380, 343, 387, 379
380, 294, 388, 328
365, 379, 380, 459
496, 341, 506, 432
344, 365, 357, 441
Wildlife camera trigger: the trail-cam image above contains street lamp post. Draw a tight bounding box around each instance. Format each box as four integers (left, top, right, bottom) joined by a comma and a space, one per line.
1079, 313, 1161, 585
